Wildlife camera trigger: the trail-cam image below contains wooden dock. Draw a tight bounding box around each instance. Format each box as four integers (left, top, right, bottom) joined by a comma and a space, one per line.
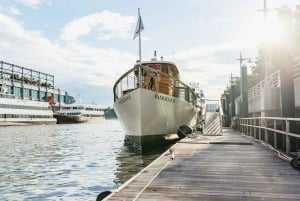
105, 128, 300, 201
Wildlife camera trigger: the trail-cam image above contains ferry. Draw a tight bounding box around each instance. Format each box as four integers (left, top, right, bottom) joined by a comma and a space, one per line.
0, 61, 72, 126
113, 54, 198, 147
54, 103, 105, 124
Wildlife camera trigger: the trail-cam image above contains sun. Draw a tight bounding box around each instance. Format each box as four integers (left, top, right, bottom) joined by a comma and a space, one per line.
260, 14, 284, 44
239, 12, 284, 47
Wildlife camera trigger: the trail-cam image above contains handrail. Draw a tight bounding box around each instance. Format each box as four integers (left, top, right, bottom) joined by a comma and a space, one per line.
239, 116, 300, 121
113, 63, 197, 105
238, 117, 300, 154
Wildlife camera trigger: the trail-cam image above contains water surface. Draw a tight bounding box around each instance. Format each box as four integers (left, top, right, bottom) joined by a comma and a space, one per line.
0, 120, 166, 200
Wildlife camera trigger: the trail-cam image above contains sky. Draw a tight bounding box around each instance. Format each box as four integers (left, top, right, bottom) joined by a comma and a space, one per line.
0, 0, 299, 107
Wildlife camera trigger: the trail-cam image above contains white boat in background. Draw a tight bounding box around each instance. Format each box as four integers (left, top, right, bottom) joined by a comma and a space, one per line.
0, 93, 56, 126
113, 54, 198, 147
0, 61, 71, 126
54, 103, 105, 124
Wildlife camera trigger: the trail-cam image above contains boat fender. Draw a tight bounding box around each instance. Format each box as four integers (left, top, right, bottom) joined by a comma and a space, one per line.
177, 125, 192, 138
96, 191, 111, 201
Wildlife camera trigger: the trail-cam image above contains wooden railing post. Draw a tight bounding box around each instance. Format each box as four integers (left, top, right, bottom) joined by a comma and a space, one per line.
249, 119, 252, 136
274, 120, 277, 149
258, 118, 262, 140
286, 120, 290, 154
253, 119, 255, 137
254, 118, 256, 138
243, 119, 247, 135
265, 119, 268, 144
247, 119, 250, 136
240, 119, 242, 133
244, 119, 247, 135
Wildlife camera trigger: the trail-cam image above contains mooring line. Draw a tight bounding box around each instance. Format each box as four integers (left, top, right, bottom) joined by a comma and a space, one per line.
241, 133, 292, 162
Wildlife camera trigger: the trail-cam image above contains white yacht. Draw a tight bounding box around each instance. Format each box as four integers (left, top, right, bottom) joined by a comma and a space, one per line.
0, 61, 71, 126
54, 103, 105, 124
113, 55, 198, 147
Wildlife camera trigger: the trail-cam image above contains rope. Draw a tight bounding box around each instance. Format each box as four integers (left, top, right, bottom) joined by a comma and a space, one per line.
241, 133, 292, 162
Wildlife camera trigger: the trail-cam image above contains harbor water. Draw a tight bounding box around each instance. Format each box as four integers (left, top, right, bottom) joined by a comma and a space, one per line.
0, 120, 168, 200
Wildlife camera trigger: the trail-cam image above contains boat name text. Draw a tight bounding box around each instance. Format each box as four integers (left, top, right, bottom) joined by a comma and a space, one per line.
154, 94, 175, 103
118, 95, 131, 104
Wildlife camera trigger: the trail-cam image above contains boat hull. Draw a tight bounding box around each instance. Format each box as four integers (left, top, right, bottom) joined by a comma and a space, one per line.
54, 114, 88, 124
0, 119, 56, 126
0, 98, 57, 126
114, 88, 197, 146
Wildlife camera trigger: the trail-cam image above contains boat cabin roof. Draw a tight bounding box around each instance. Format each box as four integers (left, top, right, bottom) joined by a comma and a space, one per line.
135, 60, 179, 75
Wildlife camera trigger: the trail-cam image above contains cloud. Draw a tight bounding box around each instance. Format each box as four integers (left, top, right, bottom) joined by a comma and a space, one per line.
0, 4, 21, 16
0, 12, 136, 105
167, 39, 257, 99
0, 8, 258, 104
60, 10, 136, 41
15, 0, 51, 9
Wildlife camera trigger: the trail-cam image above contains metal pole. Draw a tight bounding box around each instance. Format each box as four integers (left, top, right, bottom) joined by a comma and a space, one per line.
138, 8, 142, 63
138, 8, 142, 88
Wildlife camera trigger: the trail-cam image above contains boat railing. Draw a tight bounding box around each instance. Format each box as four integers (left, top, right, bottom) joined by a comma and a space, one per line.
238, 117, 300, 154
113, 64, 197, 105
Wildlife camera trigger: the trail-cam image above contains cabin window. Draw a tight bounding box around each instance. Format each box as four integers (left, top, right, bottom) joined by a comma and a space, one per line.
161, 64, 168, 75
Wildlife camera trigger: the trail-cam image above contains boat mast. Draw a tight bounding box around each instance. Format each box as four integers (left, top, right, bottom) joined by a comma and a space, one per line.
138, 8, 142, 63
133, 8, 144, 88
137, 8, 142, 88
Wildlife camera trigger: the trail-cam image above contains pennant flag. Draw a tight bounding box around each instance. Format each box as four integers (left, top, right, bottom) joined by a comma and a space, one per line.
133, 15, 144, 40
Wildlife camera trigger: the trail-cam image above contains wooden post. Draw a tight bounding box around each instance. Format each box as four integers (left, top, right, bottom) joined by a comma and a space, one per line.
247, 119, 249, 136
265, 125, 268, 144
242, 119, 244, 134
252, 119, 255, 137
274, 120, 277, 149
250, 119, 252, 137
286, 120, 290, 154
244, 119, 246, 134
254, 119, 256, 138
240, 119, 242, 133
259, 118, 262, 141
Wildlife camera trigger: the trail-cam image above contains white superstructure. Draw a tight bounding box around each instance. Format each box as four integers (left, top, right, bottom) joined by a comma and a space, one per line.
0, 61, 71, 126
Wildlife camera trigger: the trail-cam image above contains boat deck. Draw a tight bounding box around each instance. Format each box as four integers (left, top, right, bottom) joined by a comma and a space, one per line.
105, 128, 300, 200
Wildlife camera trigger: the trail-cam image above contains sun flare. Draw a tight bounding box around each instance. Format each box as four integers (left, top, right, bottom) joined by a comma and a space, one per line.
239, 12, 284, 47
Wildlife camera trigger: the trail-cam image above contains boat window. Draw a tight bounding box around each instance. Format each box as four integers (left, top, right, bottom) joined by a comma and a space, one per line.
161, 64, 168, 75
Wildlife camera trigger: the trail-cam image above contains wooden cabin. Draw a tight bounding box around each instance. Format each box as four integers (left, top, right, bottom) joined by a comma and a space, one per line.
141, 62, 179, 97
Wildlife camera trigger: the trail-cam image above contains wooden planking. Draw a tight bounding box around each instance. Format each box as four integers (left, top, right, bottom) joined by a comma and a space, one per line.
106, 128, 300, 201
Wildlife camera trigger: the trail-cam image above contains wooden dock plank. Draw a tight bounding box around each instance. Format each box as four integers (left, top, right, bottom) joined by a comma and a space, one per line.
106, 128, 300, 201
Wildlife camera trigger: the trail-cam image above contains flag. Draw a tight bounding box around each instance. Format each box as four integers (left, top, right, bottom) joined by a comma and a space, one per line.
133, 15, 144, 40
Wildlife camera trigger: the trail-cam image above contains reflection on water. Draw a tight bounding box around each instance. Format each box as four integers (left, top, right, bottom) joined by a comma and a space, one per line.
0, 120, 169, 200
113, 143, 170, 186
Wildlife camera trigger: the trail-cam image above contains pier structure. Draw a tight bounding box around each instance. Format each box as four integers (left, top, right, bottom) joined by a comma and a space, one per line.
105, 128, 300, 200
226, 4, 300, 120
0, 61, 74, 105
